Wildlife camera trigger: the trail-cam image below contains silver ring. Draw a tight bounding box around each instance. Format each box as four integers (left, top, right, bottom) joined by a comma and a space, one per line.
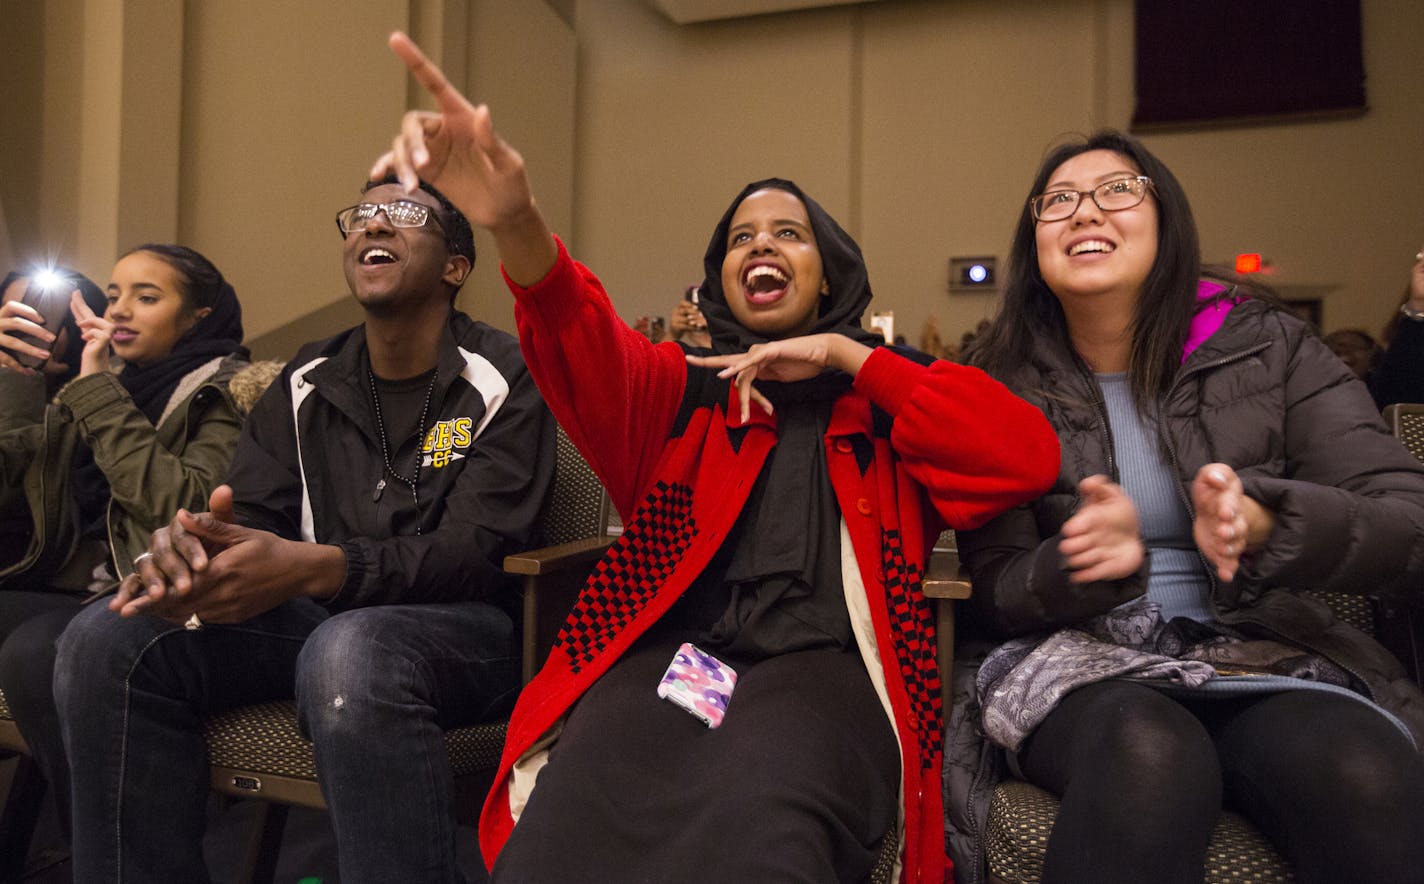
132, 551, 154, 568
184, 613, 203, 631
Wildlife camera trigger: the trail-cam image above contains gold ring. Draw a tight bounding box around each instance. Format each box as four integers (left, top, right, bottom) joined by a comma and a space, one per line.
184, 613, 203, 631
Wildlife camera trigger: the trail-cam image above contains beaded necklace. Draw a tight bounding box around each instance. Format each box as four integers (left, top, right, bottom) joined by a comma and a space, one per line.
368, 366, 438, 534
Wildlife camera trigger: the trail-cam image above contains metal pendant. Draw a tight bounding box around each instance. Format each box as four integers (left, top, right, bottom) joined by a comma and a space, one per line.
373, 478, 386, 502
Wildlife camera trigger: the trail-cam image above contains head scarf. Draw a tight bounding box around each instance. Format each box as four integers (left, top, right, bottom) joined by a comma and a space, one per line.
116, 276, 245, 424
686, 180, 885, 656
1, 265, 107, 383
698, 178, 884, 355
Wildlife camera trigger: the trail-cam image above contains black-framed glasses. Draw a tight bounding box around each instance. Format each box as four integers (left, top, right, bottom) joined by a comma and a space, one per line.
1030, 176, 1155, 222
335, 200, 446, 236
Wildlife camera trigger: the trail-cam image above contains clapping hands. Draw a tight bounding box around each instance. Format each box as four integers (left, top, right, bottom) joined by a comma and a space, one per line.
1059, 475, 1145, 584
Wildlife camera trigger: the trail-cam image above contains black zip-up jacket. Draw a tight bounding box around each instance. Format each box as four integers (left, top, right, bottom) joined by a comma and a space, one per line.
227, 310, 554, 613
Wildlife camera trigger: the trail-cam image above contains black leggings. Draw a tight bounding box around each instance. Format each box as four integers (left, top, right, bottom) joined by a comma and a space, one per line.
1016, 680, 1424, 884
0, 596, 84, 842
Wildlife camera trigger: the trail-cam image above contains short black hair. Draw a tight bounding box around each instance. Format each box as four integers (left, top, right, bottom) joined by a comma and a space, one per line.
364, 175, 477, 272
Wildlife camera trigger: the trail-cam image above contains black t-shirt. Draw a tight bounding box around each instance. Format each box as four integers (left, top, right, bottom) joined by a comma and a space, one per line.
367, 367, 439, 481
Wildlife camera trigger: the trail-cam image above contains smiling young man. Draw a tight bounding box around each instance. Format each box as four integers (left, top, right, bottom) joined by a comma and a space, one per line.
50, 177, 554, 883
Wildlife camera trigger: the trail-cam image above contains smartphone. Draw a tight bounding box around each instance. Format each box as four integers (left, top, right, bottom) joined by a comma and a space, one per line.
657, 642, 737, 728
8, 274, 71, 369
684, 284, 700, 305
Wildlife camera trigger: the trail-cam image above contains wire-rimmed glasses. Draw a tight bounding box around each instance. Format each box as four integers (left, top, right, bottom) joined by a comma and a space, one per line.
1030, 176, 1155, 222
335, 200, 446, 236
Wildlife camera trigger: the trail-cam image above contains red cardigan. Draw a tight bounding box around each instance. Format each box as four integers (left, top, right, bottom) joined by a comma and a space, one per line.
480, 239, 1059, 882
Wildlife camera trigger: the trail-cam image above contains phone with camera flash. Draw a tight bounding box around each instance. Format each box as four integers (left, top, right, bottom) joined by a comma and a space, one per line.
8, 275, 72, 369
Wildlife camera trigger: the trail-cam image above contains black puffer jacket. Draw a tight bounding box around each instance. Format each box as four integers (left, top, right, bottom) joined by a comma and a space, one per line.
945, 297, 1424, 880
960, 296, 1424, 737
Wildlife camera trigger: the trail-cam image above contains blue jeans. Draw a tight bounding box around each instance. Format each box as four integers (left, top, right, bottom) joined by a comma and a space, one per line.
54, 598, 519, 883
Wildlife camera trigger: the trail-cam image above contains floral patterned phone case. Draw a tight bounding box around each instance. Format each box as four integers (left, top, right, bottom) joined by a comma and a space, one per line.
657, 642, 737, 728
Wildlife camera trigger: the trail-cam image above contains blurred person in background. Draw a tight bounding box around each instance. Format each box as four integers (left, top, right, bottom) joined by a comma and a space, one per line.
1374, 244, 1424, 407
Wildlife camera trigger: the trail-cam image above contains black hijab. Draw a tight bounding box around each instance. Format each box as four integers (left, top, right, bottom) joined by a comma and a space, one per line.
0, 265, 108, 383
686, 179, 883, 658
114, 259, 245, 425
698, 177, 884, 358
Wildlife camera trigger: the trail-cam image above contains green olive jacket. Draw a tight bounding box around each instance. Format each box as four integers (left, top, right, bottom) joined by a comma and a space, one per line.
0, 354, 247, 590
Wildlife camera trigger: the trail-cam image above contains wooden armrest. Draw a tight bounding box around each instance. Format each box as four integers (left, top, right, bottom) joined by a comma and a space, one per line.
508, 536, 614, 682
0, 717, 30, 754
923, 548, 972, 600
504, 536, 615, 576
923, 578, 972, 601
923, 548, 972, 691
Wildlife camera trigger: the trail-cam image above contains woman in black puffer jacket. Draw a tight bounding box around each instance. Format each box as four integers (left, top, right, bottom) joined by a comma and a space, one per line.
955, 130, 1424, 884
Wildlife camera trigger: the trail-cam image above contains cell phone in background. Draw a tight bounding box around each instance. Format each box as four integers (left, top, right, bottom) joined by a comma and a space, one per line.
657, 642, 737, 728
684, 284, 700, 305
8, 272, 72, 369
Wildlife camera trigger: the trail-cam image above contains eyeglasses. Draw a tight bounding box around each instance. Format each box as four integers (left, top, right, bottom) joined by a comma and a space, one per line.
335, 200, 445, 236
1030, 176, 1155, 222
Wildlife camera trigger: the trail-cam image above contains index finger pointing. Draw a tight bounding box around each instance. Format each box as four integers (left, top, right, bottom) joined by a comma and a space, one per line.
388, 31, 471, 114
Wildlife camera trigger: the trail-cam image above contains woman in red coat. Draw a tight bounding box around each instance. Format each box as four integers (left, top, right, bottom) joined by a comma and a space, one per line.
373, 34, 1059, 882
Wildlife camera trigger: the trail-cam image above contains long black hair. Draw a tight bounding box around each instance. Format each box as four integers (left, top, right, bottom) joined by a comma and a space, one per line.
970, 130, 1201, 406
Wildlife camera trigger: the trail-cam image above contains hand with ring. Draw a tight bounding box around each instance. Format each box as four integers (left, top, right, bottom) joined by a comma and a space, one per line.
113, 486, 240, 621
115, 484, 346, 625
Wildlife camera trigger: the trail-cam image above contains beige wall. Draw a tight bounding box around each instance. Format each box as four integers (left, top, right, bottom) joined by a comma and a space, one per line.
571, 0, 1424, 345
0, 0, 574, 359
2, 0, 1420, 357
571, 1, 860, 309
0, 0, 47, 266
463, 0, 579, 337
858, 0, 1130, 343
2, 1, 183, 288
175, 0, 407, 348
